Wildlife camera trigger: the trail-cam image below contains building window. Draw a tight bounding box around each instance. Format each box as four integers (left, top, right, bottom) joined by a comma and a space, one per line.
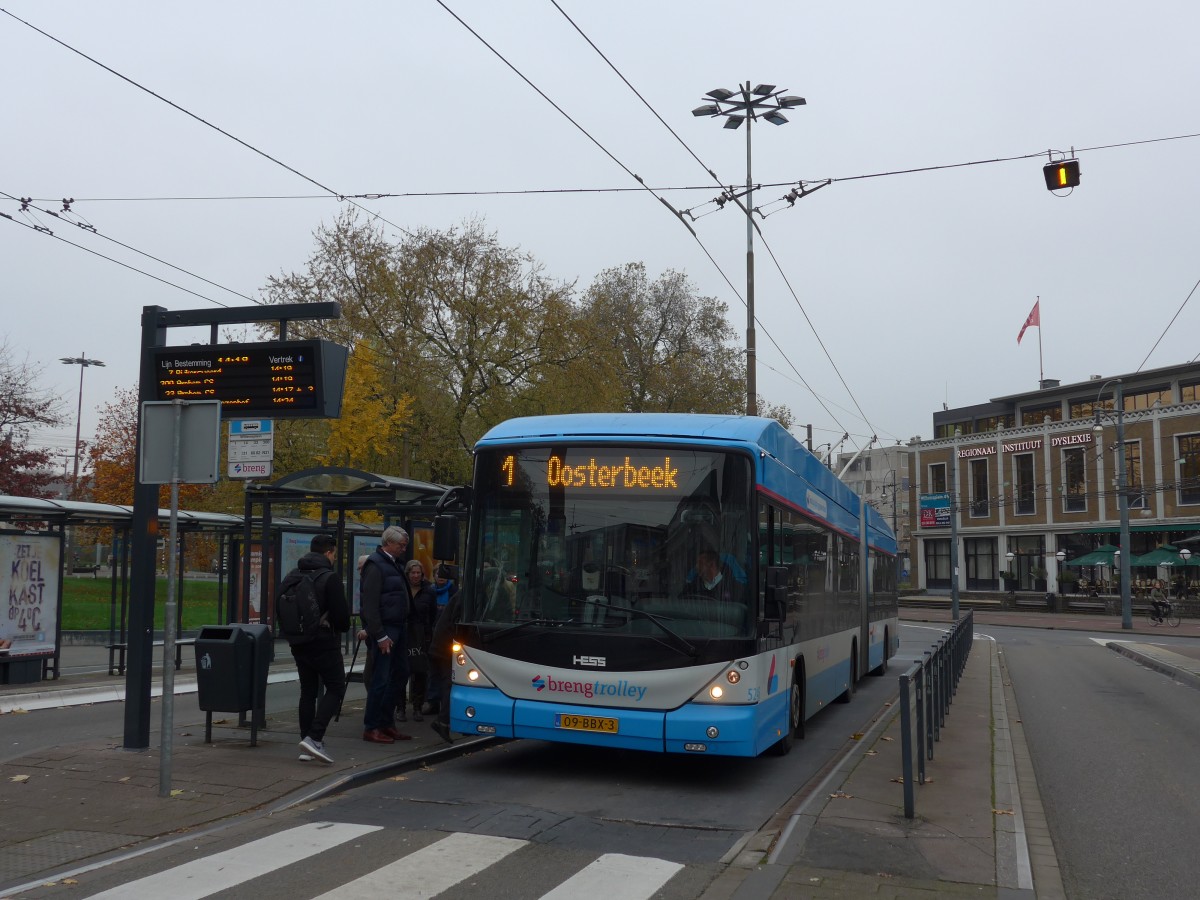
969, 458, 989, 517
976, 414, 1014, 431
924, 539, 951, 588
1124, 387, 1170, 411
1182, 382, 1200, 404
1063, 447, 1086, 512
1013, 453, 1036, 515
1069, 396, 1114, 420
935, 422, 973, 439
929, 462, 947, 494
1126, 441, 1146, 510
1178, 435, 1200, 505
964, 538, 999, 589
1021, 404, 1062, 425
864, 457, 872, 472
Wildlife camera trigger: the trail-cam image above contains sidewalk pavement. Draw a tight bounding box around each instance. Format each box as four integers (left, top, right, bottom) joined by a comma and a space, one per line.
2, 609, 1198, 898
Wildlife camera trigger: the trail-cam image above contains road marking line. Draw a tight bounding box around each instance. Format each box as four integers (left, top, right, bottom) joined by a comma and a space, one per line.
87, 821, 380, 899
313, 831, 527, 899
540, 853, 683, 899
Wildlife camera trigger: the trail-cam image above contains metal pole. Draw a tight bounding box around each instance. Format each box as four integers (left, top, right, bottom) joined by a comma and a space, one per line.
1115, 382, 1132, 629
72, 361, 85, 486
744, 82, 757, 417
950, 429, 960, 620
892, 472, 901, 586
125, 307, 167, 749
159, 400, 182, 796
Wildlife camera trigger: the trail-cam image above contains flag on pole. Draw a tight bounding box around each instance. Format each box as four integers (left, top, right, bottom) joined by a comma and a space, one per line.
1017, 300, 1040, 345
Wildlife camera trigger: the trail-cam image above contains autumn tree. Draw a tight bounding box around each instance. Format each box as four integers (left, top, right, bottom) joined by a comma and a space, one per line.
320, 339, 412, 472
87, 386, 211, 509
0, 340, 65, 498
264, 213, 579, 484
575, 263, 745, 414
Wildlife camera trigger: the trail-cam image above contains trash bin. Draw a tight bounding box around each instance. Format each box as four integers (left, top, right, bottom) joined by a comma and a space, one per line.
194, 624, 274, 745
194, 624, 274, 713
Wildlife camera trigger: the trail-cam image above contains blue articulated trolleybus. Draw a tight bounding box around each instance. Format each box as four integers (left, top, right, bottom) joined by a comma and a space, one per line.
448, 413, 898, 757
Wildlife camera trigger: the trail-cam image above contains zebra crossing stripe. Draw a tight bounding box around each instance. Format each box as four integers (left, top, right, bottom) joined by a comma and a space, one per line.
85, 821, 382, 900
539, 853, 684, 900
311, 831, 528, 899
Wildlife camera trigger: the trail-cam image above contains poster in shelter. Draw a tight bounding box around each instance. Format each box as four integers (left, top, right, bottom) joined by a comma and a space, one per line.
234, 541, 272, 624
351, 534, 380, 616
1, 534, 60, 656
279, 531, 312, 581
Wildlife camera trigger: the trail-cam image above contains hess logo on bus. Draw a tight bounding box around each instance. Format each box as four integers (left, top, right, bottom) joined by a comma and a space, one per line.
573, 655, 606, 667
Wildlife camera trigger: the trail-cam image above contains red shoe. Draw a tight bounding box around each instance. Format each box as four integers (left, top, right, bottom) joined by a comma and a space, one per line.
363, 728, 395, 744
381, 726, 412, 741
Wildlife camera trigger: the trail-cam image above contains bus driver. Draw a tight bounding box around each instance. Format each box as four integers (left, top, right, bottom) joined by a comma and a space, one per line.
684, 548, 740, 602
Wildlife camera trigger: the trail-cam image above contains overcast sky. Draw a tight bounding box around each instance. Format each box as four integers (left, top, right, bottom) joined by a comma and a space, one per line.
5, 1, 1199, 471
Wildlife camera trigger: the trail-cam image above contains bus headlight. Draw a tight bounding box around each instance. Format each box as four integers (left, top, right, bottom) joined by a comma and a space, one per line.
709, 684, 724, 700
455, 652, 466, 666
706, 726, 719, 739
725, 669, 740, 684
451, 642, 462, 653
467, 669, 480, 682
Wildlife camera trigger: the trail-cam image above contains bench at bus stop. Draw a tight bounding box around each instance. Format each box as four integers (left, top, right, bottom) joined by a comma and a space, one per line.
107, 637, 197, 676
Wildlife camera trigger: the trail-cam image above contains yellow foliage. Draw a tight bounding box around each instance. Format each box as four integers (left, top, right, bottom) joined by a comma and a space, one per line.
320, 342, 412, 470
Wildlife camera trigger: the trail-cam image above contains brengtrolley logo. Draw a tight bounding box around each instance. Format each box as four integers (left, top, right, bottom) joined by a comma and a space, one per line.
530, 674, 647, 702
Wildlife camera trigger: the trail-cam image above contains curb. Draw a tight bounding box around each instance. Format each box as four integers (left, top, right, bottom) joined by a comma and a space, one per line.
1105, 642, 1200, 691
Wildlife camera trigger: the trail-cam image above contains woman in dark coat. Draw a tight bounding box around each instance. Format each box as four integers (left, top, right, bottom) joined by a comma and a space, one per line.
398, 559, 437, 722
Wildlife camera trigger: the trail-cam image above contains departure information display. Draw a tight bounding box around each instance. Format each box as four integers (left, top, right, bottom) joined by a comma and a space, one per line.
148, 340, 348, 419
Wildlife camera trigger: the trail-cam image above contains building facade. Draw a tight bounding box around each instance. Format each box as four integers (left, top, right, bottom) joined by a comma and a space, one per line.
908, 363, 1200, 593
835, 445, 913, 574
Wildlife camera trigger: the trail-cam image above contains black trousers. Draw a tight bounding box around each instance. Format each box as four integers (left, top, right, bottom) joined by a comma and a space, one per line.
290, 641, 347, 742
430, 653, 452, 727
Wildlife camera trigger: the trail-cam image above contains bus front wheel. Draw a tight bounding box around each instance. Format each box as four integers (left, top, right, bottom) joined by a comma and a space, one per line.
769, 674, 803, 756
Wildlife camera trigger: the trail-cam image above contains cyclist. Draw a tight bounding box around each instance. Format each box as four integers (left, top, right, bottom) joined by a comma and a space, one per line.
1149, 580, 1172, 623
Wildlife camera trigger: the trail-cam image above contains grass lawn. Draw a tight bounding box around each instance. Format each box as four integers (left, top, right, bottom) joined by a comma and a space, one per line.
60, 576, 225, 631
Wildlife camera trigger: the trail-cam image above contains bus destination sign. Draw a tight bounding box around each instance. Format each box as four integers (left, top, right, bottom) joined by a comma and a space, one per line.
148, 339, 349, 419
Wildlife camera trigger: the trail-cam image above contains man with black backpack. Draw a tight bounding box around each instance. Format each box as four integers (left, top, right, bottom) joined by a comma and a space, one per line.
277, 533, 350, 764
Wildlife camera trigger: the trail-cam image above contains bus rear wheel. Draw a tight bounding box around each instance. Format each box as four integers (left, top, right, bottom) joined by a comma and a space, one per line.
836, 641, 858, 703
870, 628, 889, 676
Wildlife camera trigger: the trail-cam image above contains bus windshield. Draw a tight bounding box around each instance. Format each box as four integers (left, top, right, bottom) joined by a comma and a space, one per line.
468, 445, 755, 640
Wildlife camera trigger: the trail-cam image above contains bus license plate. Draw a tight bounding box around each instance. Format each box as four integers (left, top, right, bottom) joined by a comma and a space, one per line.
555, 714, 618, 733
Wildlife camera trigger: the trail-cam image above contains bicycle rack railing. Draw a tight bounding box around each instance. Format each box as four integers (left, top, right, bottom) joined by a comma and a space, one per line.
898, 609, 974, 819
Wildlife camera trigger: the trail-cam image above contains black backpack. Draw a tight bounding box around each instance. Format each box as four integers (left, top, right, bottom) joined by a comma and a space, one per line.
277, 570, 330, 645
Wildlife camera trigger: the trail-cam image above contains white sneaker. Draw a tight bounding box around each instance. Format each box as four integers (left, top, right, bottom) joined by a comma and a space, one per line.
299, 736, 333, 764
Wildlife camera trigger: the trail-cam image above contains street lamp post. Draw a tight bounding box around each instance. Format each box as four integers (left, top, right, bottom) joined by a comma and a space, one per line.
1093, 379, 1132, 629
1056, 549, 1067, 598
59, 353, 106, 492
693, 83, 806, 417
881, 469, 901, 585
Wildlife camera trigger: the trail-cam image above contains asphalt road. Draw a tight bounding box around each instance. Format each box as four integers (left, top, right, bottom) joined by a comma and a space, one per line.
991, 625, 1200, 900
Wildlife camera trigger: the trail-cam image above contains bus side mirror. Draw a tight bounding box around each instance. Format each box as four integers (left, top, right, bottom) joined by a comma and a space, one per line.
764, 565, 788, 622
433, 515, 460, 562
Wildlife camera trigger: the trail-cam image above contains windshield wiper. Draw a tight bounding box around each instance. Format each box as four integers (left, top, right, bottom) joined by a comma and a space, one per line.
481, 617, 574, 644
580, 597, 698, 658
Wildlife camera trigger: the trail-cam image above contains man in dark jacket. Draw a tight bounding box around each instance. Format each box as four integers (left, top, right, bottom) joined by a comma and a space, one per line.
279, 533, 350, 764
359, 526, 411, 743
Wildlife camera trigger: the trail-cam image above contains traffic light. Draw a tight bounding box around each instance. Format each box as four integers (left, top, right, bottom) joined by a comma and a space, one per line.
1043, 159, 1080, 191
